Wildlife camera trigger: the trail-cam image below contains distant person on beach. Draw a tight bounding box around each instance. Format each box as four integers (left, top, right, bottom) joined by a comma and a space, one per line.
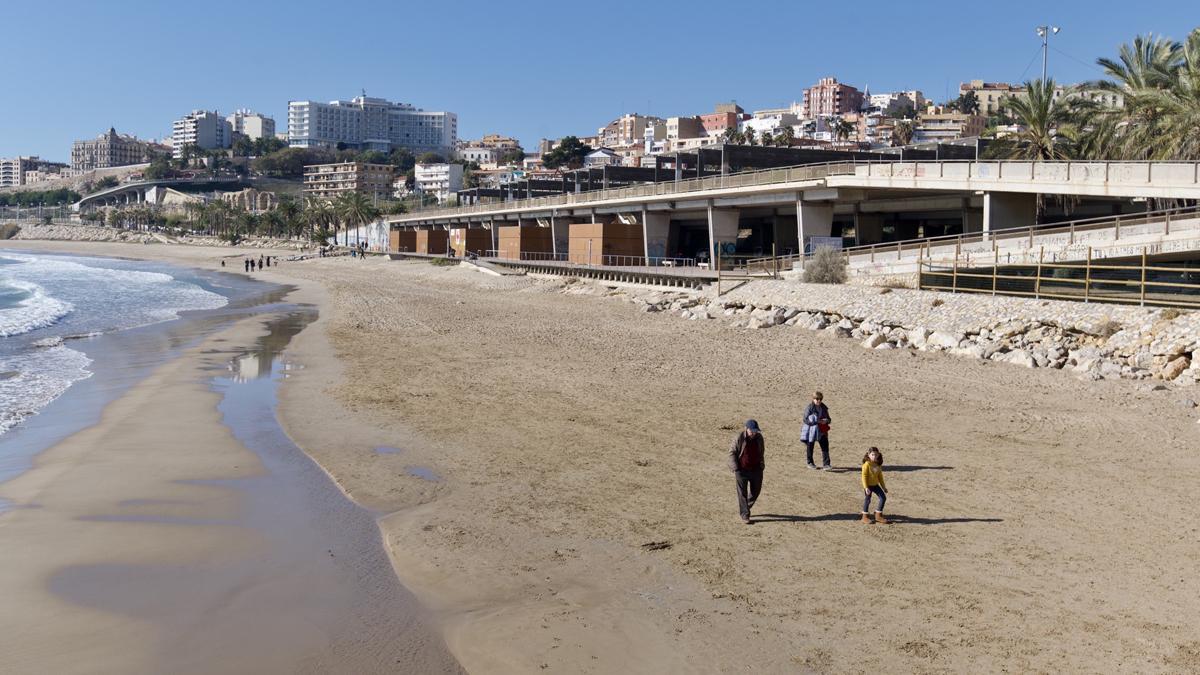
800, 391, 832, 470
220, 260, 225, 267
244, 259, 250, 273
257, 258, 263, 271
860, 447, 889, 524
728, 419, 766, 524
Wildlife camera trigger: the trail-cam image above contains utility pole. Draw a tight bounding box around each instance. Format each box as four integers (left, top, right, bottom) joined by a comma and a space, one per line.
1036, 25, 1061, 82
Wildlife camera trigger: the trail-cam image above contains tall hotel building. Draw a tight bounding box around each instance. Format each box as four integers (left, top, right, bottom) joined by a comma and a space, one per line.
287, 94, 457, 154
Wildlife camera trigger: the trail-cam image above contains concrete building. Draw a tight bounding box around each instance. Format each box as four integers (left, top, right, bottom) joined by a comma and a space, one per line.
477, 134, 520, 149
226, 109, 276, 140
287, 94, 457, 154
303, 161, 395, 202
665, 116, 706, 142
583, 148, 621, 167
0, 156, 48, 187
598, 114, 665, 149
414, 163, 463, 203
172, 110, 233, 158
71, 128, 167, 171
802, 77, 865, 119
959, 81, 1026, 115
913, 113, 988, 143
700, 103, 746, 136
868, 91, 924, 116
457, 145, 499, 165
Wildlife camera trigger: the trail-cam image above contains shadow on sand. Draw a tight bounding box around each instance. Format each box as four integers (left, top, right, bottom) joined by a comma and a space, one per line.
751, 513, 1002, 525
821, 465, 954, 474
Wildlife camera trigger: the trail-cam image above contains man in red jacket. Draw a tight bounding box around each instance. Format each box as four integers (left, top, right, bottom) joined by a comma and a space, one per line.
728, 419, 766, 524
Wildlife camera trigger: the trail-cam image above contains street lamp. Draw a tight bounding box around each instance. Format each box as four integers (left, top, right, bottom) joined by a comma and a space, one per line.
1036, 25, 1061, 82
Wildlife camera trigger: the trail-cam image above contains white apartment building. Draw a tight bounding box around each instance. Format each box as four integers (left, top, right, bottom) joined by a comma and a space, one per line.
413, 163, 463, 203
457, 146, 498, 165
172, 110, 233, 158
227, 109, 276, 140
2, 156, 72, 187
287, 94, 457, 153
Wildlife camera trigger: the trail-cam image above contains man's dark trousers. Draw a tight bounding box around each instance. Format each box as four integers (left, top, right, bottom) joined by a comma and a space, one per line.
734, 469, 763, 520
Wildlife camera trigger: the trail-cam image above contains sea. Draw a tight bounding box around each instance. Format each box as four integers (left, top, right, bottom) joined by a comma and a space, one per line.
0, 249, 284, 487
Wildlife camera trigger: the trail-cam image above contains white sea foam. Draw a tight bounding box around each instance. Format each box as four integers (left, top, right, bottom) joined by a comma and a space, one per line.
0, 278, 74, 337
0, 253, 227, 336
0, 345, 93, 435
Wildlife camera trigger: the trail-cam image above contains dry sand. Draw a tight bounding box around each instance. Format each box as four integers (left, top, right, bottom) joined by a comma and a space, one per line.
5, 241, 1200, 673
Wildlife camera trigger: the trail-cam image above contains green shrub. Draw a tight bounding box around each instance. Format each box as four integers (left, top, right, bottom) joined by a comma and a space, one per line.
802, 247, 847, 284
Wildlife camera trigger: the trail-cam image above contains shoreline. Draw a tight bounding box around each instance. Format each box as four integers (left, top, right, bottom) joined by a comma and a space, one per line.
0, 243, 461, 673
5, 239, 1200, 673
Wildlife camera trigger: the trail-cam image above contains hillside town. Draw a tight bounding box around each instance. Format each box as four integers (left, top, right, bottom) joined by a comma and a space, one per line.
0, 75, 1123, 218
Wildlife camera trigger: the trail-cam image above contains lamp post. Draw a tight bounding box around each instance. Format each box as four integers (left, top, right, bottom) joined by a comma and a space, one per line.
1036, 25, 1061, 82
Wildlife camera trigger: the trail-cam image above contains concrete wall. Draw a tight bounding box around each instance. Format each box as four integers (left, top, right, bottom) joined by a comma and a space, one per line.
983, 192, 1037, 233
568, 222, 644, 265
643, 212, 670, 260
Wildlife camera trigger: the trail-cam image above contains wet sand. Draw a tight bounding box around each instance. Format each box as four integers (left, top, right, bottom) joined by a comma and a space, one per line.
6, 241, 1200, 673
0, 249, 460, 673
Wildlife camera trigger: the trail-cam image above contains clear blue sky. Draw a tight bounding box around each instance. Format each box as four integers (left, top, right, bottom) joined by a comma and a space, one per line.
2, 0, 1196, 161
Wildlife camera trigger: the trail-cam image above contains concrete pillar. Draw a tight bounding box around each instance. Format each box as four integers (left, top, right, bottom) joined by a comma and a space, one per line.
963, 209, 985, 233
707, 202, 739, 266
854, 212, 884, 245
643, 208, 670, 261
773, 214, 799, 255
551, 214, 569, 256
796, 198, 833, 254
982, 192, 1037, 237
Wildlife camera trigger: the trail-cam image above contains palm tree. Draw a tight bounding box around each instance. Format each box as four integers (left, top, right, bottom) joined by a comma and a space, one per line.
743, 127, 756, 146
986, 79, 1075, 160
336, 192, 380, 247
779, 126, 796, 147
722, 127, 738, 144
276, 196, 301, 239
890, 119, 915, 147
760, 130, 775, 147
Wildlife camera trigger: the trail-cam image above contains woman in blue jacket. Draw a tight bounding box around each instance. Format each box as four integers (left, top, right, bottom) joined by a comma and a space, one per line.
800, 391, 832, 470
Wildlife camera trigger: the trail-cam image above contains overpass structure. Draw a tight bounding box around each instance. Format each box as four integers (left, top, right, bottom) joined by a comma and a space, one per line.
75, 177, 250, 210
386, 160, 1200, 271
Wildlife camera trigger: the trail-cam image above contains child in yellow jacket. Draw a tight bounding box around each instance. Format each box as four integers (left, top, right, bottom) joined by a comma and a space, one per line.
861, 447, 889, 524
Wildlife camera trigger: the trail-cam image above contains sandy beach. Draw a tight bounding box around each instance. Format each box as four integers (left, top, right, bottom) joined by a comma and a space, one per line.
3, 240, 1200, 673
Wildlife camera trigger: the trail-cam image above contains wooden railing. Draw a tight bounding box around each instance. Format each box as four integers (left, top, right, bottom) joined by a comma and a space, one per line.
918, 245, 1200, 308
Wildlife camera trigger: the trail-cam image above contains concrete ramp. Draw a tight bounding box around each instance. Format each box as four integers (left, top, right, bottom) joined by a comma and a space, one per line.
462, 258, 525, 277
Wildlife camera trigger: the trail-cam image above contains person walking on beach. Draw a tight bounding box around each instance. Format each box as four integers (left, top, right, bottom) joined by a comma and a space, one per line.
801, 391, 832, 470
257, 258, 263, 271
244, 258, 250, 273
860, 447, 889, 524
728, 419, 766, 524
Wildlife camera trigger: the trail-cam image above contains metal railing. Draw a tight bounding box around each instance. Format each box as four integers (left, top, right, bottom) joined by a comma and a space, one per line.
482, 250, 697, 268
795, 204, 1200, 269
391, 161, 863, 221
918, 245, 1200, 308
854, 159, 1200, 188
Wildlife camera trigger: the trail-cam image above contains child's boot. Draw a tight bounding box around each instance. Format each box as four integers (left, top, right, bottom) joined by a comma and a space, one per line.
874, 511, 889, 524
860, 513, 872, 524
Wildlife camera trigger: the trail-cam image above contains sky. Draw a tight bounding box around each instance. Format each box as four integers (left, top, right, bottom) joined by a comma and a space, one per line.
2, 0, 1197, 161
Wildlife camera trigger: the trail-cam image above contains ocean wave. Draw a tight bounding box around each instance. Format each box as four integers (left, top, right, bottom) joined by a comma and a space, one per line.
0, 345, 93, 436
0, 253, 227, 336
0, 279, 74, 337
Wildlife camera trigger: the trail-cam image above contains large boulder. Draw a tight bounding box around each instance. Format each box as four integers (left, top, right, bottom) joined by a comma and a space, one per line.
862, 333, 888, 349
1160, 356, 1191, 381
1006, 350, 1037, 368
926, 331, 964, 350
